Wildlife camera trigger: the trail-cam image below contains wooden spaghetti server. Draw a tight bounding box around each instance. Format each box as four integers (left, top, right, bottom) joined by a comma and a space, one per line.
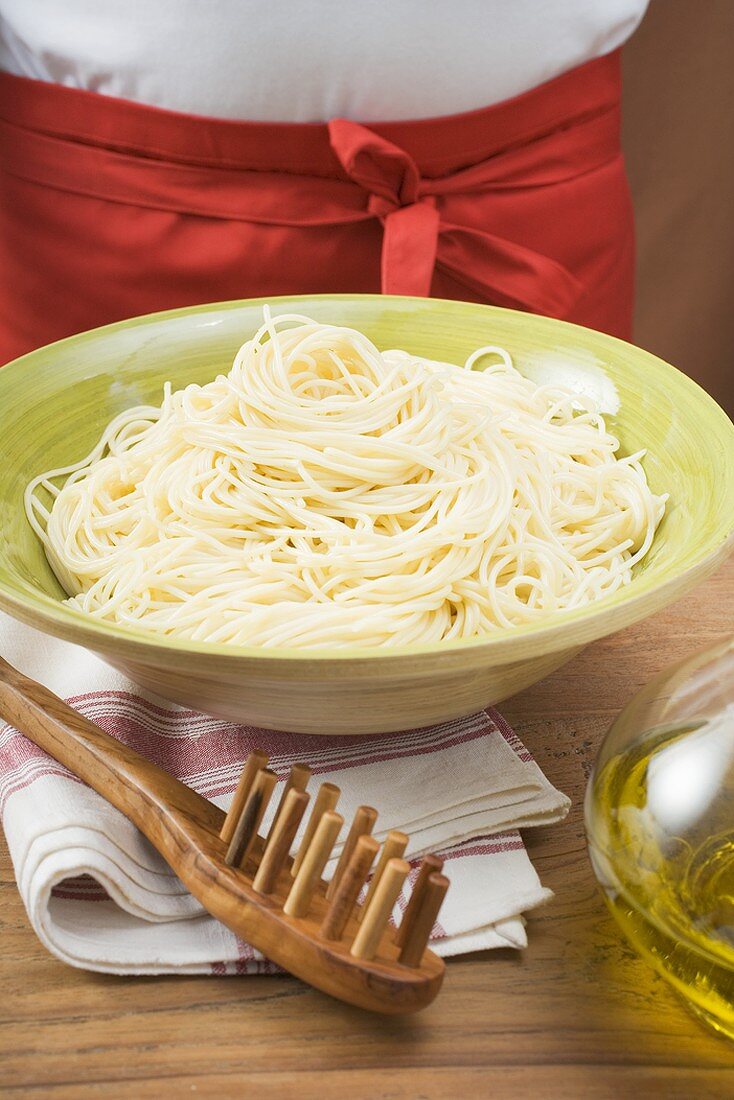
0, 655, 449, 1014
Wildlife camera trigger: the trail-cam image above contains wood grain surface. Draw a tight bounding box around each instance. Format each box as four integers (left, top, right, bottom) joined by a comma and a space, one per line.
1, 557, 733, 1098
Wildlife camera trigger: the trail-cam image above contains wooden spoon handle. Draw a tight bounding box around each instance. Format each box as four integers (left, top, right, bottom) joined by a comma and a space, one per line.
0, 654, 222, 842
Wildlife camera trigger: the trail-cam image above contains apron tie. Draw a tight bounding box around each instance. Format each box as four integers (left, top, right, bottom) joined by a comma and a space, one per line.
328, 118, 582, 314
328, 120, 440, 297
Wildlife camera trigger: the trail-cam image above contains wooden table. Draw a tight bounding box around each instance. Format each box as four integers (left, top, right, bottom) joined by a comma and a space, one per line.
2, 558, 733, 1098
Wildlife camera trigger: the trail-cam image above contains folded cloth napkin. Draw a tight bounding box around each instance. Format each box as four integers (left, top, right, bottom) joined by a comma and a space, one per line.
0, 611, 570, 975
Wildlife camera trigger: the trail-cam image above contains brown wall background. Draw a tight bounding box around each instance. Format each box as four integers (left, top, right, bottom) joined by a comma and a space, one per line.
622, 0, 734, 414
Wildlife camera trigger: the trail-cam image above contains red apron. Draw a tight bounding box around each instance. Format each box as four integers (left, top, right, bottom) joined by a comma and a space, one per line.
0, 52, 634, 365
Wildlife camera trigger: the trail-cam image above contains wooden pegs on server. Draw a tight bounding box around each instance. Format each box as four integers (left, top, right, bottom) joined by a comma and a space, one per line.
0, 650, 452, 1016
207, 753, 450, 1011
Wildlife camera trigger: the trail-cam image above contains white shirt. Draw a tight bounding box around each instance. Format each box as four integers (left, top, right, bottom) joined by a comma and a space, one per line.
0, 1, 649, 123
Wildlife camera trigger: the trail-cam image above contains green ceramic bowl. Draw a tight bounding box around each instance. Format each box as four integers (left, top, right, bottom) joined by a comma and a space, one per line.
1, 295, 732, 735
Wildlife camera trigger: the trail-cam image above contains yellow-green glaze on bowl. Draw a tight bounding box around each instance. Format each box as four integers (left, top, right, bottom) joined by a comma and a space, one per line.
0, 296, 732, 734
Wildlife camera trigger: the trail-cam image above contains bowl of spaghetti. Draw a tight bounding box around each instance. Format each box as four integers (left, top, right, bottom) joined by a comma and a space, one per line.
1, 295, 732, 734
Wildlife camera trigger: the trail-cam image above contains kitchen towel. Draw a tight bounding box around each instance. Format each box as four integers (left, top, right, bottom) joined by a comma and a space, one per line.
0, 611, 570, 974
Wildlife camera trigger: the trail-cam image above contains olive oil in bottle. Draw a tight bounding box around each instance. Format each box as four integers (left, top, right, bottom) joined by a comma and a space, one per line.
587, 712, 734, 1037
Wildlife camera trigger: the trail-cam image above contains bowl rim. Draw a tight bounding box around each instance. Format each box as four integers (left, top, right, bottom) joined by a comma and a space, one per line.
1, 293, 733, 666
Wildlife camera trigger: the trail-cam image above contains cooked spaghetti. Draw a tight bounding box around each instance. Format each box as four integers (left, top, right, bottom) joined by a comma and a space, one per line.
25, 310, 666, 647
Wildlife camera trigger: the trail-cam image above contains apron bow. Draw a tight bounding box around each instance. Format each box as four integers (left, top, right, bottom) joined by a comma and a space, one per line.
328, 118, 582, 314
329, 120, 440, 297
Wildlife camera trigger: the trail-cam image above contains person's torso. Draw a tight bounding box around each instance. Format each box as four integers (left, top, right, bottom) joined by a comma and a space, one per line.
0, 0, 648, 122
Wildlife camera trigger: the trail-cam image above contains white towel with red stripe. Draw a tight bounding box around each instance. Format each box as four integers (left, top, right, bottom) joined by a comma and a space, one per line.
0, 612, 570, 975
